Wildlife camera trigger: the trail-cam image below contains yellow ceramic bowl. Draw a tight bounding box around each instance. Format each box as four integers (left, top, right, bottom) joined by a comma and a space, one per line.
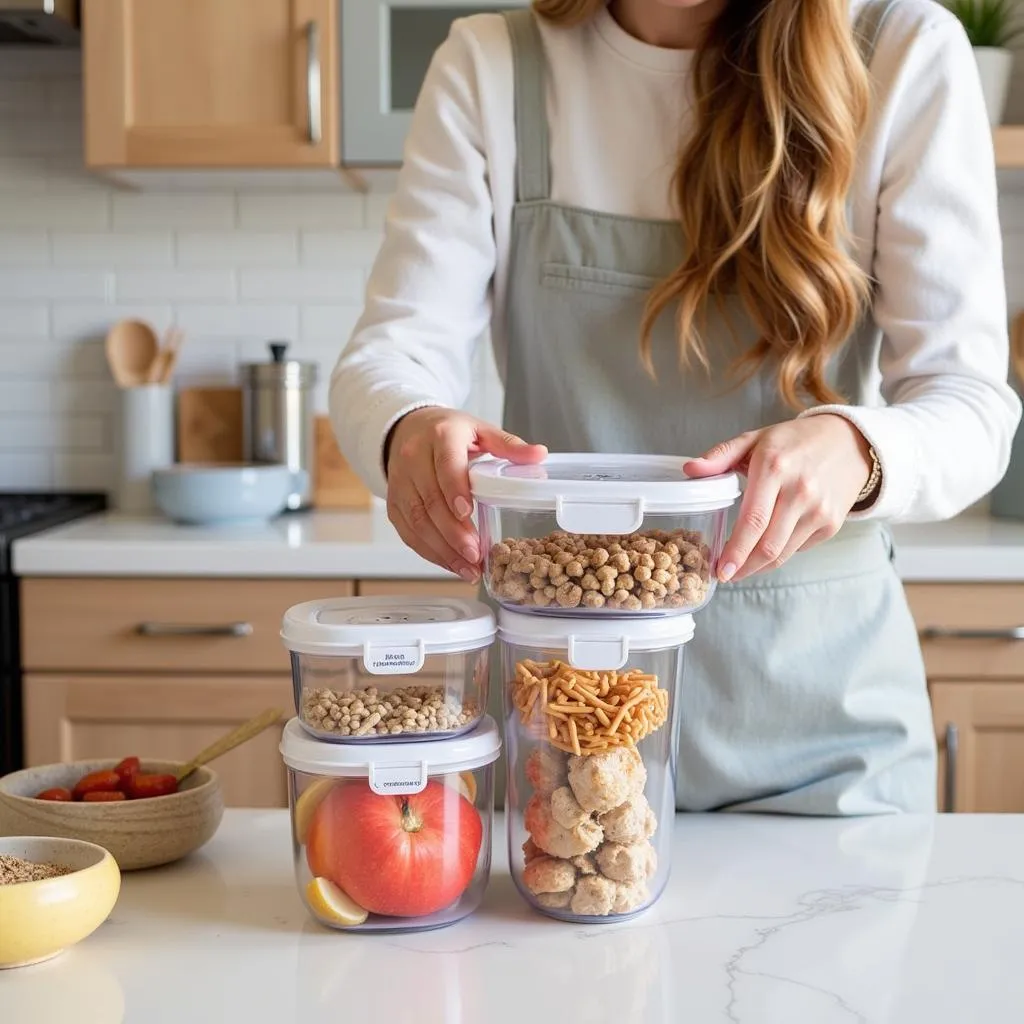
0, 836, 120, 969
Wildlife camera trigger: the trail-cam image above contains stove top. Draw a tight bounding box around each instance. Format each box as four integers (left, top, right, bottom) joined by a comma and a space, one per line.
0, 493, 106, 574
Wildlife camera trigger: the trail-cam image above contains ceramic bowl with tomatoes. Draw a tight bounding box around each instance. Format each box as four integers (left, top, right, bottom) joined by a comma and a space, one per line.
0, 759, 223, 871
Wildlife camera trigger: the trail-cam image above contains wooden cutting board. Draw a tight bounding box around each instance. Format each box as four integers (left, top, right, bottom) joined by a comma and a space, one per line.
177, 387, 244, 464
314, 415, 371, 508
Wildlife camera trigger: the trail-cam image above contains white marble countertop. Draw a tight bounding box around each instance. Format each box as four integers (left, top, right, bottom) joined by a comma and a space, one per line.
3, 810, 1024, 1024
13, 505, 1024, 581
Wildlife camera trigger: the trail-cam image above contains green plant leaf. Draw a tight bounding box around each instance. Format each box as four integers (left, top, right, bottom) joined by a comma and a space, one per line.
946, 0, 1024, 47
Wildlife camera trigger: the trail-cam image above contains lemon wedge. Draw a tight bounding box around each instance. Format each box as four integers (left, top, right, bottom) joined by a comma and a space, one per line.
306, 877, 368, 927
441, 771, 478, 803
294, 778, 339, 846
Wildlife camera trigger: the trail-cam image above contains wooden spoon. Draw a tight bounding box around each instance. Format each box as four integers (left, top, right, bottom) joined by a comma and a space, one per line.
106, 319, 159, 388
1012, 312, 1024, 385
175, 707, 284, 785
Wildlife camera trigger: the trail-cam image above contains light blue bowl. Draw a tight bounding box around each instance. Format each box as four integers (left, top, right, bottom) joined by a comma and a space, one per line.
152, 464, 307, 524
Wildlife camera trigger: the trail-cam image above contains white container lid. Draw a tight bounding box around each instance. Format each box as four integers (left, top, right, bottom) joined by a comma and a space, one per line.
280, 715, 501, 795
497, 608, 695, 671
281, 596, 495, 674
470, 454, 740, 534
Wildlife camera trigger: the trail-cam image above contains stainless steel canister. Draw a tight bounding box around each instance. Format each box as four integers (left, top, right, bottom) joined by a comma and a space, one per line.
241, 342, 317, 510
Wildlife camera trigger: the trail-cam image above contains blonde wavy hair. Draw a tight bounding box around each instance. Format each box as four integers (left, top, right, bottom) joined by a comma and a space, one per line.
533, 0, 871, 409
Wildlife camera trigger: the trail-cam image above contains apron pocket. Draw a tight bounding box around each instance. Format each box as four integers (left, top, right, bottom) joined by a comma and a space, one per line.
541, 262, 660, 298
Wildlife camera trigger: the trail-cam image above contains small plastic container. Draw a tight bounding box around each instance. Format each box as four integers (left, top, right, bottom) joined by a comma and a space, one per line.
470, 454, 739, 615
282, 597, 494, 743
498, 610, 694, 923
280, 715, 501, 932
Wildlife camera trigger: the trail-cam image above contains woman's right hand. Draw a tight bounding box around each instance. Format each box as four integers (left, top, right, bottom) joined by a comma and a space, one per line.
386, 408, 547, 581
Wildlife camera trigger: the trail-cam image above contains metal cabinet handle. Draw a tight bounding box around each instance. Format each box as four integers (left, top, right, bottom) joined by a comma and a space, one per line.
920, 626, 1024, 641
943, 723, 959, 813
136, 622, 253, 638
306, 20, 322, 145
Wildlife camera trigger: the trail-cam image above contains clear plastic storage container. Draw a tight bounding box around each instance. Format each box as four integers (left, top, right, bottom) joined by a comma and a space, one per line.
282, 597, 494, 742
280, 715, 500, 932
498, 610, 694, 923
470, 454, 739, 615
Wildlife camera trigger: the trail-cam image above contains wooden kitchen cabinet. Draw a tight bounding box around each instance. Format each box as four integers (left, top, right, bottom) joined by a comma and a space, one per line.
83, 0, 340, 168
907, 584, 1024, 813
23, 674, 294, 809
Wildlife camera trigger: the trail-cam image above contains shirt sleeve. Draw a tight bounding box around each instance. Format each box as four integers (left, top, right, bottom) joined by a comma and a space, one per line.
329, 21, 497, 498
800, 17, 1021, 523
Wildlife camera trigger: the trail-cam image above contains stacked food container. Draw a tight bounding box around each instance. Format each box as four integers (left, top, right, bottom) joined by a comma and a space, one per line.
279, 596, 500, 932
470, 455, 740, 923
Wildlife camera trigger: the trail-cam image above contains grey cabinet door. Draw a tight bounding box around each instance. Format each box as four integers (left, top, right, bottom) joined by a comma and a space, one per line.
341, 0, 527, 166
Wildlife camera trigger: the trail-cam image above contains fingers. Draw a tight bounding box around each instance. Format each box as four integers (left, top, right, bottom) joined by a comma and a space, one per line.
388, 500, 479, 583
474, 424, 547, 464
408, 457, 482, 569
717, 450, 780, 582
730, 497, 806, 582
684, 430, 762, 478
430, 419, 475, 522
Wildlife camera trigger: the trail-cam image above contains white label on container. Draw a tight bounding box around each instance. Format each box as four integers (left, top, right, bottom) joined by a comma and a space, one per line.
368, 762, 429, 796
363, 641, 426, 675
555, 497, 645, 535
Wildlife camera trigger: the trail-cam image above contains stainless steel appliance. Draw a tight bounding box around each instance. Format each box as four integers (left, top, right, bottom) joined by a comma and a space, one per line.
241, 343, 318, 511
0, 0, 79, 45
341, 0, 528, 165
0, 492, 105, 774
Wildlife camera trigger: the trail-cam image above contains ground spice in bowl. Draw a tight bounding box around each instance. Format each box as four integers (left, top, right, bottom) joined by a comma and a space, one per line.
0, 854, 72, 885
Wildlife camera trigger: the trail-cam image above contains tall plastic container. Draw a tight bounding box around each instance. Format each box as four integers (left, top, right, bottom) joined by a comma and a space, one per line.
498, 610, 694, 922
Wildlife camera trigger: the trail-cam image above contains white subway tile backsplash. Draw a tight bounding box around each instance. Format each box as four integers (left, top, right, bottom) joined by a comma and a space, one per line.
0, 193, 108, 229
0, 270, 108, 301
52, 231, 174, 267
176, 231, 299, 267
52, 304, 173, 341
112, 193, 237, 229
0, 306, 48, 338
53, 452, 115, 490
238, 269, 363, 302
0, 231, 48, 265
0, 117, 82, 157
300, 304, 363, 342
50, 380, 115, 414
0, 157, 47, 192
174, 304, 298, 338
0, 414, 105, 452
115, 270, 236, 302
301, 231, 384, 267
0, 380, 50, 413
237, 194, 365, 229
0, 452, 52, 489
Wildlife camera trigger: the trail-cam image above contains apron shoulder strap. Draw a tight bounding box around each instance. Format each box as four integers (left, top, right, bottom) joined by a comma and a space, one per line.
503, 9, 551, 203
854, 0, 900, 67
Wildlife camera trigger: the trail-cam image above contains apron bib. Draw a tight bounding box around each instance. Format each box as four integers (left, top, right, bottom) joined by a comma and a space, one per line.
488, 1, 936, 814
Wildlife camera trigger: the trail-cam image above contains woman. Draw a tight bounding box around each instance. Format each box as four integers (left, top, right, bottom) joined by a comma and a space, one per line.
331, 0, 1020, 814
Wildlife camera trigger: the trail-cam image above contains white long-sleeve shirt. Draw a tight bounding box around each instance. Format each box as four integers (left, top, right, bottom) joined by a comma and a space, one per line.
330, 0, 1021, 522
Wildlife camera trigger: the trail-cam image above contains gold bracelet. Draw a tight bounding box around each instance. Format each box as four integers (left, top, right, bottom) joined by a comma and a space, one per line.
856, 446, 881, 504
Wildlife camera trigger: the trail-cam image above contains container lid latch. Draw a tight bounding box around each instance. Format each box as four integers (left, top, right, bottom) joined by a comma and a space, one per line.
362, 640, 427, 675
555, 497, 645, 535
567, 636, 630, 671
368, 761, 429, 796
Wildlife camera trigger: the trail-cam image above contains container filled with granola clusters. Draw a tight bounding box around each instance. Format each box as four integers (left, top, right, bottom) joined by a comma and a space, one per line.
470, 454, 739, 615
282, 597, 494, 743
498, 609, 694, 922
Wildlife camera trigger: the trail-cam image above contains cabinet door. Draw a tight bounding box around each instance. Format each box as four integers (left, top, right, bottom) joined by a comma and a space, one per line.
931, 681, 1024, 813
84, 0, 339, 167
24, 674, 293, 809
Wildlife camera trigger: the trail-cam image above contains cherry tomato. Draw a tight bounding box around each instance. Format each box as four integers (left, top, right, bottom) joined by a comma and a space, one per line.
72, 769, 122, 800
82, 790, 127, 802
36, 787, 73, 801
126, 773, 179, 799
113, 756, 141, 789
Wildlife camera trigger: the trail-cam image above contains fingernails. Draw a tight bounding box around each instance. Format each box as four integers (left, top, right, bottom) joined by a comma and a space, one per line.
458, 566, 480, 583
719, 561, 737, 582
462, 542, 480, 563
454, 496, 472, 519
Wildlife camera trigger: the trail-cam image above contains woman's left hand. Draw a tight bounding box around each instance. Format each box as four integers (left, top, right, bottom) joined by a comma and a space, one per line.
684, 415, 874, 583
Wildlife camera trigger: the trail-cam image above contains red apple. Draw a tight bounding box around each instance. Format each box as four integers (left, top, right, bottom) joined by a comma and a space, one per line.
306, 779, 482, 918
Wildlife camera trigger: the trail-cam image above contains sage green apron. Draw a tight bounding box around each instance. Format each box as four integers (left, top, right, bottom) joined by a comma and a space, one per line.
489, 2, 936, 814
